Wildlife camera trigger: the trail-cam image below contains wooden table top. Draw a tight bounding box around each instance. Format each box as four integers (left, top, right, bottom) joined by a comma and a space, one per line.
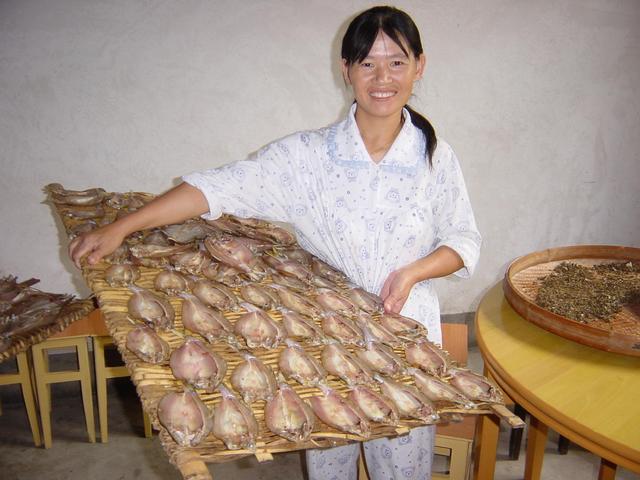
476, 283, 640, 473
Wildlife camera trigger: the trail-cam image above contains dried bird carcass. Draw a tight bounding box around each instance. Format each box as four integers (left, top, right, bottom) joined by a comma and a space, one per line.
278, 339, 326, 386
315, 288, 358, 316
409, 368, 473, 409
230, 352, 277, 403
345, 286, 384, 314
374, 374, 439, 424
404, 339, 450, 377
170, 337, 227, 392
234, 303, 285, 349
104, 264, 140, 287
157, 389, 213, 447
321, 311, 363, 346
46, 183, 107, 206
354, 312, 401, 348
379, 312, 424, 335
307, 385, 369, 437
127, 285, 174, 331
279, 307, 324, 344
265, 382, 315, 442
204, 234, 267, 281
154, 268, 190, 295
213, 384, 259, 450
447, 368, 503, 404
322, 341, 373, 386
179, 293, 237, 345
239, 284, 280, 310
355, 327, 405, 377
125, 325, 171, 364
271, 284, 322, 318
191, 278, 239, 311
348, 385, 399, 426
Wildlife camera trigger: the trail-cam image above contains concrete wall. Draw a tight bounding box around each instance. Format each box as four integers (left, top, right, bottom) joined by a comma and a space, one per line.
1, 0, 639, 313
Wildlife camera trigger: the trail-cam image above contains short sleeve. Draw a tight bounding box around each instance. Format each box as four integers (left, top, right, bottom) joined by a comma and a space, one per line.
182, 136, 300, 224
431, 143, 482, 278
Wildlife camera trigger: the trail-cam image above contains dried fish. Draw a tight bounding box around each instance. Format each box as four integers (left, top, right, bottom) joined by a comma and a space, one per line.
409, 368, 473, 408
104, 244, 130, 264
157, 389, 213, 447
345, 286, 383, 314
265, 382, 315, 442
348, 385, 399, 426
311, 258, 347, 283
68, 220, 97, 239
213, 384, 259, 450
61, 204, 105, 220
127, 285, 174, 330
169, 337, 227, 392
270, 272, 309, 292
404, 340, 450, 377
447, 368, 503, 404
104, 264, 140, 287
307, 385, 369, 437
204, 234, 267, 281
125, 324, 171, 364
234, 303, 285, 349
130, 243, 192, 259
271, 284, 322, 317
201, 262, 245, 287
264, 255, 314, 282
374, 374, 438, 424
321, 311, 363, 346
171, 247, 211, 275
275, 247, 313, 266
379, 313, 424, 335
143, 230, 171, 246
322, 341, 373, 386
354, 312, 401, 348
230, 352, 277, 403
315, 288, 358, 315
162, 221, 216, 244
355, 328, 405, 377
278, 339, 326, 386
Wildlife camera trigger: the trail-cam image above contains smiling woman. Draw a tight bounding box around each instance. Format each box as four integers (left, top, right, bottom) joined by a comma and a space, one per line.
68, 5, 481, 480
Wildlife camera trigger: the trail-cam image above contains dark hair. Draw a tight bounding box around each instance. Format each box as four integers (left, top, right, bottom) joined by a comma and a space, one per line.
341, 6, 437, 166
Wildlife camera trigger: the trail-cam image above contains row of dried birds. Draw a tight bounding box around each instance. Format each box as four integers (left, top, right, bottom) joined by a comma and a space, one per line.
47, 184, 502, 452
0, 276, 74, 354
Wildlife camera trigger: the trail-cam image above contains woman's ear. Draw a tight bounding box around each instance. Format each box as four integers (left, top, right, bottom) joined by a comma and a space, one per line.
415, 53, 426, 81
341, 59, 352, 86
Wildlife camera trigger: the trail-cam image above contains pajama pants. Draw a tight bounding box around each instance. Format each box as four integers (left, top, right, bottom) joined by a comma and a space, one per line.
305, 425, 435, 480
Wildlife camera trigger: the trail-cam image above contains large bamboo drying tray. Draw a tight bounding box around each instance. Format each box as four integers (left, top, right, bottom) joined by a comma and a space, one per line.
0, 298, 94, 364
503, 245, 640, 357
51, 188, 511, 479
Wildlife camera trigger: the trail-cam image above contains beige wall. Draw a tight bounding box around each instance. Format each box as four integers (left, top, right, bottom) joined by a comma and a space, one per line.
1, 0, 639, 313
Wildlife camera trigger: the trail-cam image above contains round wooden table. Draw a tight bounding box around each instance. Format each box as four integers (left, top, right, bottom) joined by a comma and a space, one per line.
472, 283, 640, 480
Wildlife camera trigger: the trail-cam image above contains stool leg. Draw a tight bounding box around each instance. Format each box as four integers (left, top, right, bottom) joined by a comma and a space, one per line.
143, 410, 153, 438
32, 344, 53, 449
557, 434, 570, 455
76, 338, 96, 443
509, 403, 527, 460
93, 337, 109, 443
16, 352, 42, 447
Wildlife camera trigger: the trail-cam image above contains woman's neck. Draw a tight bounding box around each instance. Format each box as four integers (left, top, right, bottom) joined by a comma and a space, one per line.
354, 109, 404, 163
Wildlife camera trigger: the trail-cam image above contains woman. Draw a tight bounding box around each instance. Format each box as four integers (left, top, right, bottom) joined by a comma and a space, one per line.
70, 6, 480, 479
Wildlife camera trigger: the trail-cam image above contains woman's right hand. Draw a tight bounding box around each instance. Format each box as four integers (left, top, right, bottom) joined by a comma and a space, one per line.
68, 222, 128, 269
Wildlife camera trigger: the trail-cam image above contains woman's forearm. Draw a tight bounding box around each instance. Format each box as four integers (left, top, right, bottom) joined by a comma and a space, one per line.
405, 246, 464, 284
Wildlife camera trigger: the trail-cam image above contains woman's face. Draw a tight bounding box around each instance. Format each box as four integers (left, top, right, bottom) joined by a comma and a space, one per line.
342, 31, 425, 124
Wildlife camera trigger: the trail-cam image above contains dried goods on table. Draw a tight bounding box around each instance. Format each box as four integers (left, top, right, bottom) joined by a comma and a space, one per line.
157, 389, 213, 447
535, 261, 640, 322
230, 352, 277, 403
278, 339, 326, 386
265, 382, 315, 442
169, 337, 227, 392
308, 384, 370, 437
126, 324, 171, 364
212, 385, 259, 450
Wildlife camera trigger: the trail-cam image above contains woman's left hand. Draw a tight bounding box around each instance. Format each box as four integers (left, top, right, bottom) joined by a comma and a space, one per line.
379, 266, 417, 314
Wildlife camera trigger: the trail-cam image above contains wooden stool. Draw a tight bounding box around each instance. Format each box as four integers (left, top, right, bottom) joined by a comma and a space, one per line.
31, 335, 96, 448
0, 351, 42, 446
93, 335, 153, 441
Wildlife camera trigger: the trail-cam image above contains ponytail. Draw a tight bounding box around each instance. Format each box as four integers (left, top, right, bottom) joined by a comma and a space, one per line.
405, 105, 436, 168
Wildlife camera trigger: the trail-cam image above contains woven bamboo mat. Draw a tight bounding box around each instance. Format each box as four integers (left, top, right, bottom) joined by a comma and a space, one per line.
0, 298, 94, 364
50, 187, 499, 473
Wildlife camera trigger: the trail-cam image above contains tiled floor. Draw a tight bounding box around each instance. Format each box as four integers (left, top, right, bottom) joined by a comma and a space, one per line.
0, 346, 637, 479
